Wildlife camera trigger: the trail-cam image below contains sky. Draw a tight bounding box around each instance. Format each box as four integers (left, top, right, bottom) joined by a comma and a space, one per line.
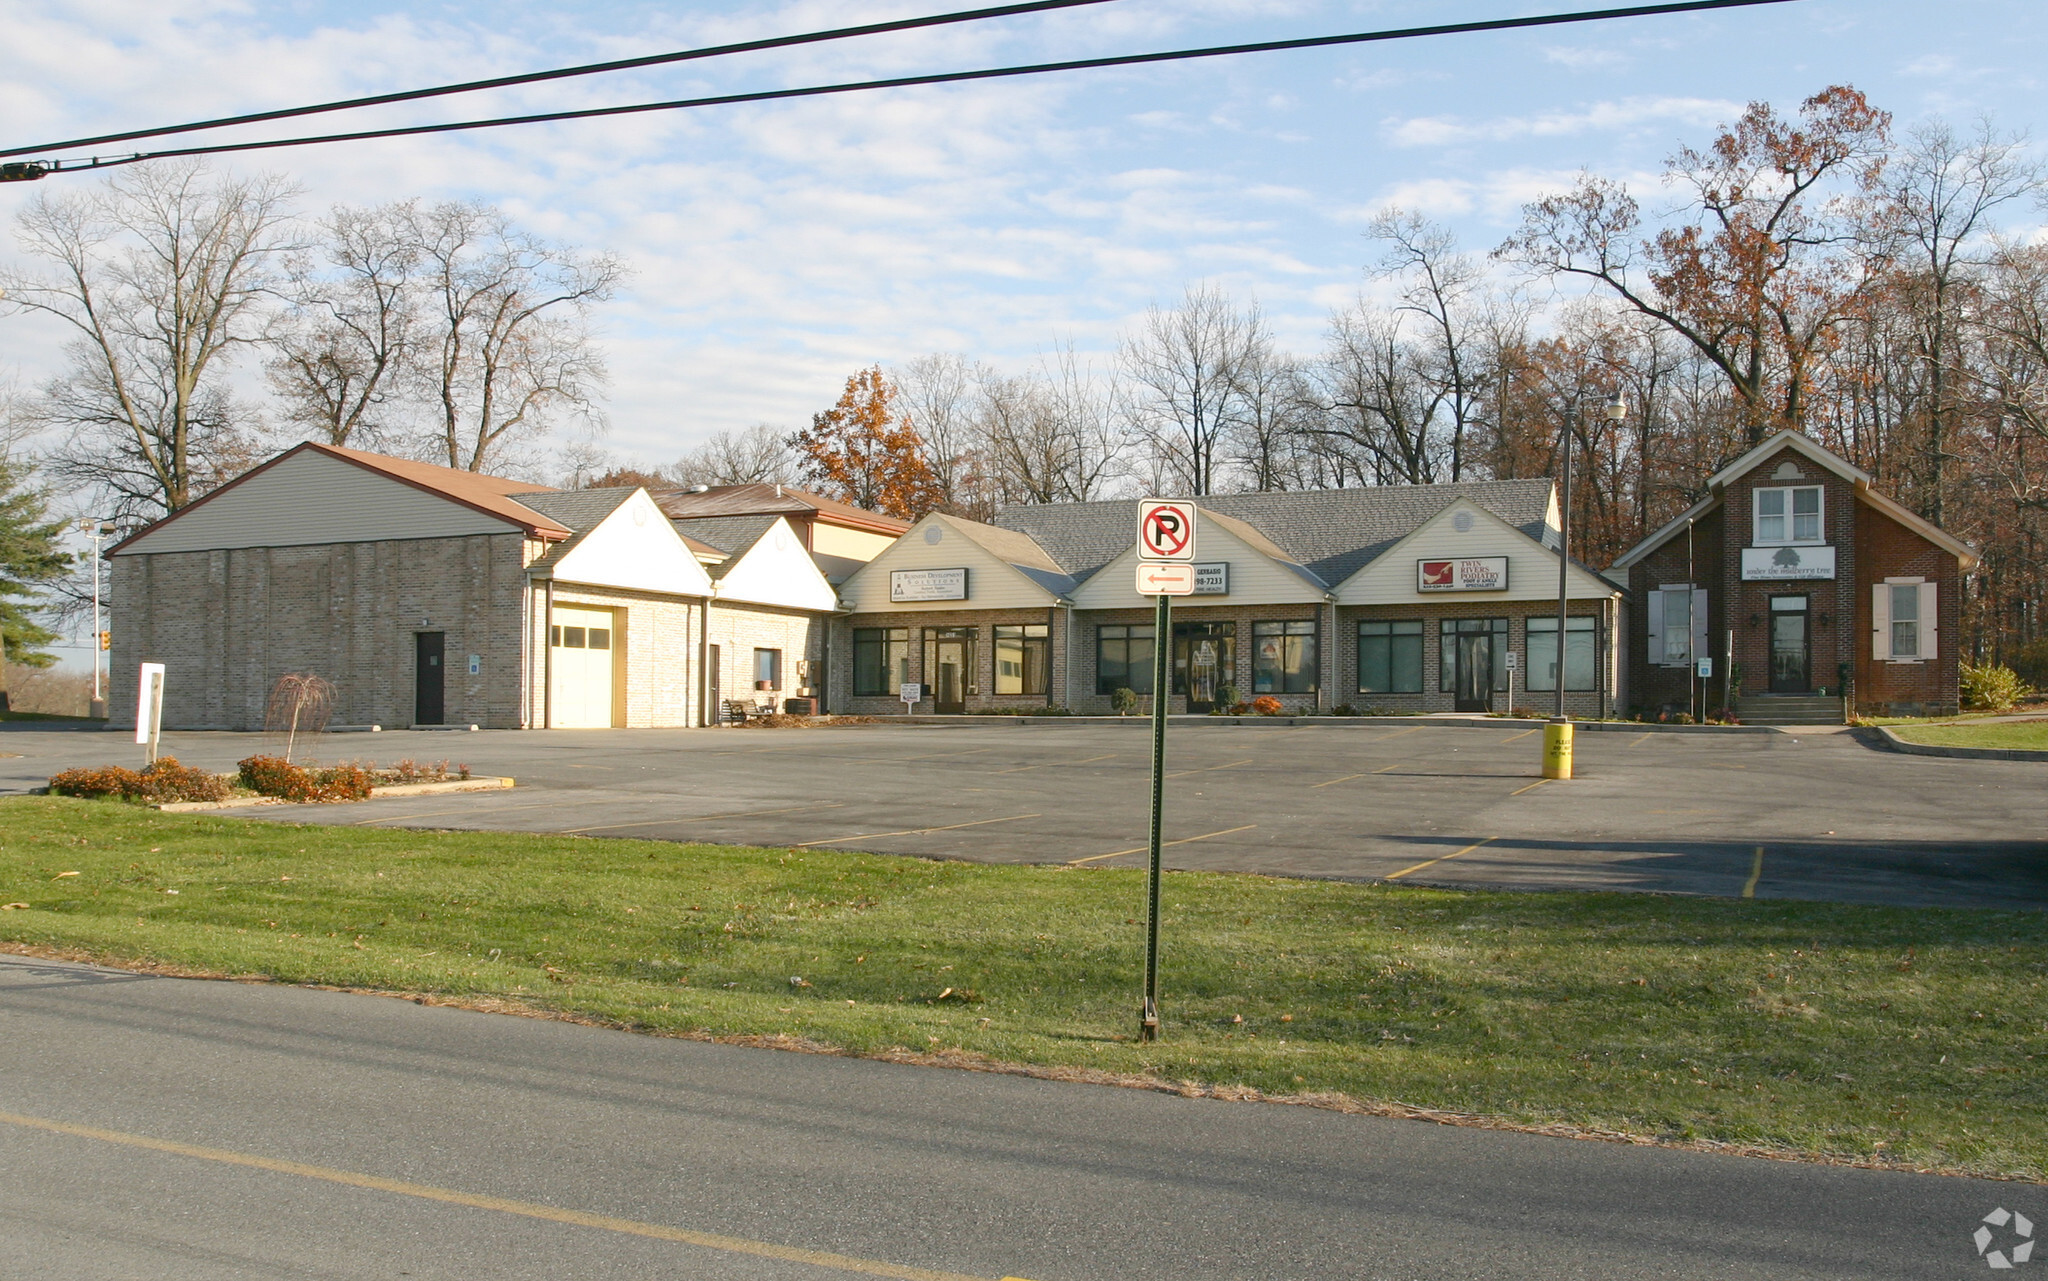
3, 0, 2047, 482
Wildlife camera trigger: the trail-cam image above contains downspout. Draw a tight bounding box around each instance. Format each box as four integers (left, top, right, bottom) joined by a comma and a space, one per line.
1320, 592, 1336, 712
1062, 600, 1074, 710
699, 595, 711, 726
542, 577, 555, 729
518, 571, 532, 729
1046, 604, 1058, 708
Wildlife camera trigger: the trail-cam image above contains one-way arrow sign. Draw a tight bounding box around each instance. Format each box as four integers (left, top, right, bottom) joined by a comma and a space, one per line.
1136, 561, 1195, 596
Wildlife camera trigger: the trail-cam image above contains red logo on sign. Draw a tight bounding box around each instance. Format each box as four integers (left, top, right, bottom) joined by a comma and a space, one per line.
1142, 507, 1189, 556
1420, 560, 1454, 586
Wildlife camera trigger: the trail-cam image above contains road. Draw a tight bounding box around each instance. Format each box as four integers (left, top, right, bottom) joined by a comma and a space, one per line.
4, 719, 2043, 908
0, 952, 2027, 1280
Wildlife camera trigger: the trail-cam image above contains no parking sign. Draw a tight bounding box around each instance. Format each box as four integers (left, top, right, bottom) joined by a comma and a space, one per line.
1137, 501, 1196, 561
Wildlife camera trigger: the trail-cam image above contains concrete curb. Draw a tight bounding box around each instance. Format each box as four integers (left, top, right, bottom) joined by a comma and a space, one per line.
1874, 726, 2048, 762
152, 776, 514, 812
882, 715, 1782, 735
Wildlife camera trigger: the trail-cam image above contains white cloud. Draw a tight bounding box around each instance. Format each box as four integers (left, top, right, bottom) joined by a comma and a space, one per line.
1383, 97, 1739, 149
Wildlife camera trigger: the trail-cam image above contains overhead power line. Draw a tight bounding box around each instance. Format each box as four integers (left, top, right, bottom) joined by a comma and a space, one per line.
2, 0, 1799, 180
0, 0, 1127, 161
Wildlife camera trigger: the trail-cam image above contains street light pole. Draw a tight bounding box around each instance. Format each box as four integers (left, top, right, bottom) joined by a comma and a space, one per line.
1542, 391, 1625, 781
79, 519, 113, 709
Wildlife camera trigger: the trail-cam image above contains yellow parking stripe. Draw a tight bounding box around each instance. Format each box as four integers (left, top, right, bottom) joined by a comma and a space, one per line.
1508, 778, 1551, 796
795, 813, 1039, 848
1385, 836, 1496, 881
1163, 757, 1254, 779
1499, 727, 1541, 744
1743, 846, 1764, 899
0, 1109, 1010, 1281
558, 802, 846, 834
991, 754, 1115, 774
1068, 824, 1259, 866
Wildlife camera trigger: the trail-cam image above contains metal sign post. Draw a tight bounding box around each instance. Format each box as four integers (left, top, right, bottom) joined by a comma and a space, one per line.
1134, 500, 1195, 1042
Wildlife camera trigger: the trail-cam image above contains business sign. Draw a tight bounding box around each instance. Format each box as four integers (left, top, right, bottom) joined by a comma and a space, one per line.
134, 662, 165, 746
1416, 556, 1509, 592
899, 682, 924, 708
1136, 561, 1197, 596
890, 567, 968, 602
1740, 545, 1835, 581
1137, 500, 1197, 561
1192, 563, 1228, 595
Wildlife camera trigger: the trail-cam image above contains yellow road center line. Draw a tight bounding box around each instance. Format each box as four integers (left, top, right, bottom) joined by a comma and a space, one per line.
559, 802, 846, 834
1068, 824, 1259, 866
1743, 846, 1764, 899
991, 753, 1115, 774
0, 1110, 1002, 1281
796, 813, 1040, 848
1508, 778, 1551, 797
1163, 757, 1254, 779
1500, 728, 1541, 744
1384, 836, 1497, 881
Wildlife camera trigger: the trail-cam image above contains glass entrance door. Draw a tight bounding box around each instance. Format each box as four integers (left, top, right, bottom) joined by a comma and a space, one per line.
1769, 596, 1810, 692
1454, 631, 1493, 712
930, 630, 974, 713
1172, 622, 1236, 712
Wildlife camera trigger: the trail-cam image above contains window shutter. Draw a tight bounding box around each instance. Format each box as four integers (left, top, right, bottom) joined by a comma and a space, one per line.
1919, 581, 1938, 660
1871, 583, 1891, 661
1691, 589, 1709, 665
1645, 589, 1664, 666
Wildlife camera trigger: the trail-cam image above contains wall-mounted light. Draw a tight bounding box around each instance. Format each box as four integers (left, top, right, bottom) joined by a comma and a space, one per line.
1748, 614, 1760, 627
1817, 612, 1832, 629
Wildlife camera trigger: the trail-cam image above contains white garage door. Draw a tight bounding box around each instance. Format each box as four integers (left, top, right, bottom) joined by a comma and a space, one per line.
550, 606, 618, 728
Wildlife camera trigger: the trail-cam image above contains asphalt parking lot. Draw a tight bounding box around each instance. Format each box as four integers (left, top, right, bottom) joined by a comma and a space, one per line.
5, 719, 2042, 909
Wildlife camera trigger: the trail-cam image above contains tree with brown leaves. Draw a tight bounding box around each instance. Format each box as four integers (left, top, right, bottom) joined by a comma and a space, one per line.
789, 367, 941, 520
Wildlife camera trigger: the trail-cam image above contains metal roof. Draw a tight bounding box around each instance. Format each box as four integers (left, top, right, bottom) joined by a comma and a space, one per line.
650, 483, 911, 535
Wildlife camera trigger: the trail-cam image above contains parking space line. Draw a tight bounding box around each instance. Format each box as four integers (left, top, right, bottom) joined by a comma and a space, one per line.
1629, 733, 1654, 747
990, 753, 1115, 774
1164, 757, 1254, 779
1743, 846, 1764, 898
354, 799, 579, 826
1385, 836, 1496, 881
795, 813, 1039, 848
1068, 824, 1259, 865
892, 747, 998, 763
1311, 773, 1366, 788
1508, 778, 1551, 796
0, 1109, 1003, 1281
558, 802, 846, 834
1499, 727, 1540, 744
1372, 726, 1426, 741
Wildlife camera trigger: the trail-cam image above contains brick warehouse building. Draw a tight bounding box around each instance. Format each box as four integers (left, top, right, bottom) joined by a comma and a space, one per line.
829, 481, 1624, 718
1610, 430, 1978, 724
106, 444, 900, 730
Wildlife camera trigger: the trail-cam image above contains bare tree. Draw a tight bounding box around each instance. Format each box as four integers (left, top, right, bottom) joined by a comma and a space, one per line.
1370, 209, 1489, 479
1312, 304, 1450, 485
1120, 283, 1260, 495
404, 202, 625, 473
2, 161, 298, 518
266, 202, 420, 451
667, 424, 796, 486
893, 353, 985, 513
975, 343, 1128, 508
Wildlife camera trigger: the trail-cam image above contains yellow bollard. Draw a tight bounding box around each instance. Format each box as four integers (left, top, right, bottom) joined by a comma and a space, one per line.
1541, 719, 1574, 780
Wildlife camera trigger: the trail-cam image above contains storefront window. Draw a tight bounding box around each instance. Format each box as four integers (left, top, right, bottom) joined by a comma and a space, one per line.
1097, 624, 1154, 695
852, 627, 909, 696
1526, 616, 1598, 691
1438, 618, 1509, 692
1252, 620, 1317, 694
1357, 620, 1423, 694
995, 624, 1050, 695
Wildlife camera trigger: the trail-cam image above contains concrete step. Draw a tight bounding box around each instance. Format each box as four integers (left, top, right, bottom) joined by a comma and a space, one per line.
1735, 696, 1844, 726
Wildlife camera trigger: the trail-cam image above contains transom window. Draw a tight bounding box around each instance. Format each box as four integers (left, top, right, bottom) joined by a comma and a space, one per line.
1754, 485, 1823, 545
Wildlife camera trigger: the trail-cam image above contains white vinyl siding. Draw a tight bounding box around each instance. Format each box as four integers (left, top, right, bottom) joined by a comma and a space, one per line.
117, 449, 524, 555
1071, 522, 1323, 609
839, 516, 1062, 613
1874, 579, 1938, 662
547, 490, 714, 597
1333, 499, 1615, 605
712, 517, 838, 611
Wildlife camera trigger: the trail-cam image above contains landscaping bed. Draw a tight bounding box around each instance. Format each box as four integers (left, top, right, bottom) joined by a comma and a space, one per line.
2, 796, 2042, 1181
1888, 720, 2048, 752
47, 756, 489, 807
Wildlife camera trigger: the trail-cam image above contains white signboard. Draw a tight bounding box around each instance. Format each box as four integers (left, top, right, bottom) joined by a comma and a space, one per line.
1504, 649, 1519, 671
890, 567, 968, 602
1741, 545, 1835, 581
1416, 556, 1509, 592
1697, 656, 1714, 678
1137, 501, 1197, 561
134, 662, 165, 745
1136, 561, 1197, 596
1191, 563, 1228, 595
900, 682, 923, 707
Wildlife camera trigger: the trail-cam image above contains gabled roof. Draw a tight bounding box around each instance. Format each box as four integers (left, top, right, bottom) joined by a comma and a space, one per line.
989, 480, 1555, 586
1332, 493, 1618, 603
932, 513, 1078, 597
1197, 508, 1330, 591
671, 514, 781, 566
651, 483, 911, 536
520, 488, 638, 572
107, 441, 573, 555
1611, 430, 1979, 571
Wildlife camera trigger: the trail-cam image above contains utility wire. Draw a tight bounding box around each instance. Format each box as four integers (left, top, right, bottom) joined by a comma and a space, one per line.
0, 0, 1127, 160
6, 0, 1798, 178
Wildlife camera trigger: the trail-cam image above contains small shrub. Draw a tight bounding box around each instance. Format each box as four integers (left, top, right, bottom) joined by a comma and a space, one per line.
314, 764, 375, 801
1250, 695, 1285, 716
1330, 703, 1360, 717
1214, 683, 1240, 708
240, 755, 321, 801
50, 757, 229, 803
1960, 660, 2030, 712
1109, 686, 1139, 716
49, 764, 148, 800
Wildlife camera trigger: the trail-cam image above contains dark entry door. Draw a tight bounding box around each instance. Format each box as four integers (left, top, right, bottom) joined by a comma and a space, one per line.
1769, 597, 1810, 692
708, 644, 721, 721
1173, 622, 1236, 713
932, 633, 972, 714
1454, 631, 1493, 712
415, 632, 445, 725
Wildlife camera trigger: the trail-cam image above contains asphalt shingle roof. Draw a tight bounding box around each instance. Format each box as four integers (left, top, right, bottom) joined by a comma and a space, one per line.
519, 488, 639, 570
989, 480, 1555, 587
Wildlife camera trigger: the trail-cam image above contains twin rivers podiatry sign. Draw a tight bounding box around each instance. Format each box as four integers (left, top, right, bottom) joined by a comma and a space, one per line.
1416, 557, 1509, 592
889, 568, 968, 602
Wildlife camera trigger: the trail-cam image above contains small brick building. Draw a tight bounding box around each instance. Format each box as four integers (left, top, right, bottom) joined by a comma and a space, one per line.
1610, 430, 1978, 723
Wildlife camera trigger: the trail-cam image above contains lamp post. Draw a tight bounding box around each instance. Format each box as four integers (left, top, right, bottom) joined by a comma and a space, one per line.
78, 519, 114, 714
1543, 391, 1626, 779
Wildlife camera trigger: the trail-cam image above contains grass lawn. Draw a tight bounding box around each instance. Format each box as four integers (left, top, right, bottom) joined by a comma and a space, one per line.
1890, 720, 2048, 752
3, 795, 2043, 1180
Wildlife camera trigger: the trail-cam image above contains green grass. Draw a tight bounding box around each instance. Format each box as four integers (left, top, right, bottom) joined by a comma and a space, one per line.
3, 796, 2043, 1179
0, 708, 101, 723
1890, 720, 2048, 751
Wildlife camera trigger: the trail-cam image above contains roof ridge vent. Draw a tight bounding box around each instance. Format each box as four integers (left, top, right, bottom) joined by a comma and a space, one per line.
687, 484, 711, 494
